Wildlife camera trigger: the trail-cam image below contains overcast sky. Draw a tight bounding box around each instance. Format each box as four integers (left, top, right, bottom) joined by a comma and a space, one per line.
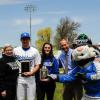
0, 0, 100, 47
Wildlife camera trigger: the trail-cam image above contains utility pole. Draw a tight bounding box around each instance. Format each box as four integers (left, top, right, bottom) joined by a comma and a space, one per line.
24, 4, 36, 43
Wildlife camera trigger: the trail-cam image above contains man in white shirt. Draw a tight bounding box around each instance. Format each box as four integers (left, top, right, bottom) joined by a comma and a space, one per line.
14, 32, 41, 100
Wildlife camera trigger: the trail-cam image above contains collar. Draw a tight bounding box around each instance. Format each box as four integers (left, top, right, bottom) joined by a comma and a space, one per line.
22, 47, 30, 51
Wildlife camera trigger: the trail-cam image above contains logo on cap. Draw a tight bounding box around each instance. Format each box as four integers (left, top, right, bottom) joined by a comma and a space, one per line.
21, 32, 30, 39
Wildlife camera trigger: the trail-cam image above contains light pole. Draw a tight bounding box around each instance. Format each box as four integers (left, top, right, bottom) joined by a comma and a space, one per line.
24, 4, 36, 43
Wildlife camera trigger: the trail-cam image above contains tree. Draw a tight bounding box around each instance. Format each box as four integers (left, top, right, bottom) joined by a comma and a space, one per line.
35, 27, 52, 52
54, 17, 80, 49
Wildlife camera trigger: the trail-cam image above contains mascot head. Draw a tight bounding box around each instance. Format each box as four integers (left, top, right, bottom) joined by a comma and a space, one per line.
72, 45, 100, 67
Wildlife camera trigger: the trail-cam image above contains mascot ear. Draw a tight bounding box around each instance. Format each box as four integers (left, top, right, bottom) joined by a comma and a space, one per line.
92, 45, 100, 56
93, 48, 100, 56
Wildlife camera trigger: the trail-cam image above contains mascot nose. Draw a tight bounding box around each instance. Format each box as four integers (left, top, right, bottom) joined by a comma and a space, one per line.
77, 46, 83, 52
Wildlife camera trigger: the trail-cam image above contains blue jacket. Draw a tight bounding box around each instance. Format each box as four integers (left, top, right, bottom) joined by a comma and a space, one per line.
43, 57, 59, 74
58, 61, 100, 97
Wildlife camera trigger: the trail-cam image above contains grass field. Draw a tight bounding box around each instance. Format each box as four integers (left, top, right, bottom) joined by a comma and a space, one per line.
54, 82, 63, 100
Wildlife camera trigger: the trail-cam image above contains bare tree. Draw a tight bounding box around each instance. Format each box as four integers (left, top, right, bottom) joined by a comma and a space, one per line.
54, 17, 80, 49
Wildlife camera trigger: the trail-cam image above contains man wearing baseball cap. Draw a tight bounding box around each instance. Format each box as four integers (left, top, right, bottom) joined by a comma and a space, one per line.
14, 32, 41, 100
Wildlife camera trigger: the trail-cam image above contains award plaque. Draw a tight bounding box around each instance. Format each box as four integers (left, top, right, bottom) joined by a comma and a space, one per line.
40, 66, 48, 79
21, 61, 30, 73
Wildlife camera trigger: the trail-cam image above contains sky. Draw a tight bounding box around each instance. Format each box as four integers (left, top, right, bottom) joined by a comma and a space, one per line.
0, 0, 100, 47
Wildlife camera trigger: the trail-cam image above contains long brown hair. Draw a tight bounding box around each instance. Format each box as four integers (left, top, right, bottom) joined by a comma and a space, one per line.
41, 42, 54, 66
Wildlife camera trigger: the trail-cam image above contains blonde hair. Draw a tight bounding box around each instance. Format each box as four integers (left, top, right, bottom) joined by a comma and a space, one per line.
3, 44, 13, 52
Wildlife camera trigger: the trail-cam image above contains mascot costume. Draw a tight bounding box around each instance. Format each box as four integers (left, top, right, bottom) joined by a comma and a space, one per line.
49, 34, 100, 100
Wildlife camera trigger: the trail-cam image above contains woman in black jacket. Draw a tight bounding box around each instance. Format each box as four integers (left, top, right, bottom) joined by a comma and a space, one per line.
0, 44, 19, 100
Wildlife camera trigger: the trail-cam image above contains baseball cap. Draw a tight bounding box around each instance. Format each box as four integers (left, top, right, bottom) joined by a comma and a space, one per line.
20, 32, 30, 39
76, 33, 92, 46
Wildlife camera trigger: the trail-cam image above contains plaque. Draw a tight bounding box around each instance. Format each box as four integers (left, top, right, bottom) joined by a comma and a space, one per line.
21, 61, 30, 73
40, 66, 48, 79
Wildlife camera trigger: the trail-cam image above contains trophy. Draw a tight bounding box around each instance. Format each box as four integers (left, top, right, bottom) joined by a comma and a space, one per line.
40, 66, 48, 80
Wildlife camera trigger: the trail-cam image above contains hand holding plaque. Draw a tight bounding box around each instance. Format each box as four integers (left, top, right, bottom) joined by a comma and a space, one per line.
40, 66, 48, 80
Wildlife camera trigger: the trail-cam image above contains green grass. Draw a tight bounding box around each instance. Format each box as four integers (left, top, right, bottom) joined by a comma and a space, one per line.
54, 82, 63, 100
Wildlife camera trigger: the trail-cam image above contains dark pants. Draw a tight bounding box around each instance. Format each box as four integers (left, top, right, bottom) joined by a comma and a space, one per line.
36, 81, 56, 100
63, 81, 83, 100
6, 85, 17, 100
0, 96, 6, 100
0, 85, 17, 100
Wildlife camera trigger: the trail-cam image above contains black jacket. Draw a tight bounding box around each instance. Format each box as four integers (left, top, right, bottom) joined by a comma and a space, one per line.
0, 54, 19, 92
